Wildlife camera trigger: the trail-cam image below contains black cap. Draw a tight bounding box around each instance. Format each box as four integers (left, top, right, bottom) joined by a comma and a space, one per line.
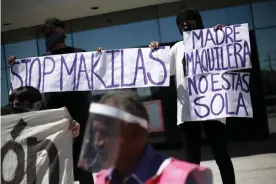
43, 18, 65, 29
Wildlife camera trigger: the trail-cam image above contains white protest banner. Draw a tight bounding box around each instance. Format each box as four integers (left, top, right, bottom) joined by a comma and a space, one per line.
1, 108, 74, 184
184, 23, 251, 76
183, 23, 253, 121
10, 47, 170, 93
188, 71, 253, 121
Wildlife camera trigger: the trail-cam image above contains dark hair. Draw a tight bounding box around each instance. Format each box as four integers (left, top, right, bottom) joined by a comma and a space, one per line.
1, 105, 13, 116
9, 86, 45, 113
99, 90, 149, 121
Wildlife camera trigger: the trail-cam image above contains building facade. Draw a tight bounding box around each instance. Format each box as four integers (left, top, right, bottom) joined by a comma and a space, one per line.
1, 0, 276, 145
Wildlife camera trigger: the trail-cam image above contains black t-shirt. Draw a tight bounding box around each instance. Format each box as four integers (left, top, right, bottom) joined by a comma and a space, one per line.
43, 46, 85, 56
43, 46, 91, 111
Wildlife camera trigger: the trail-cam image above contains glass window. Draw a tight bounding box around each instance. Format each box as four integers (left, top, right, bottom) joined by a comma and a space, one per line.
226, 4, 253, 30
159, 16, 181, 43
252, 0, 276, 29
200, 8, 228, 29
72, 20, 160, 51
256, 28, 276, 70
1, 45, 6, 69
158, 5, 253, 44
255, 27, 276, 120
5, 39, 38, 59
1, 69, 9, 106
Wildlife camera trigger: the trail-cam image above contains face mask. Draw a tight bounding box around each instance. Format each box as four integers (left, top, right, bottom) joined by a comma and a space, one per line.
182, 24, 197, 32
45, 31, 66, 51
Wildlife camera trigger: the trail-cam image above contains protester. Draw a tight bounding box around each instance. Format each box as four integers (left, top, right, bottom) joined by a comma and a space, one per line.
149, 8, 236, 184
6, 86, 80, 137
7, 18, 93, 184
77, 90, 212, 184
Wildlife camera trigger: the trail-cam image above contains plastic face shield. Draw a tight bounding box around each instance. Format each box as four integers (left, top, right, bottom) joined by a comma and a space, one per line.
78, 103, 148, 173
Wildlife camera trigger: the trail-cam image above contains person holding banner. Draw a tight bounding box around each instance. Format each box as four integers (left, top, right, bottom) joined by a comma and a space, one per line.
7, 85, 81, 137
78, 90, 212, 184
8, 17, 94, 181
150, 8, 235, 184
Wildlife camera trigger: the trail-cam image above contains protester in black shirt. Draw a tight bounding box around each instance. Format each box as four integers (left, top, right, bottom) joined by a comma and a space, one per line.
8, 18, 94, 184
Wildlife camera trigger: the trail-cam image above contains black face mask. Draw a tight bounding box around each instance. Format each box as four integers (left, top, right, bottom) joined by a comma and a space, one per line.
45, 31, 66, 51
179, 24, 197, 35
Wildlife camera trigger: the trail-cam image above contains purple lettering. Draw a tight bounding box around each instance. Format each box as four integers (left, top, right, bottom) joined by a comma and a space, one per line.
225, 92, 235, 115
120, 50, 132, 87
198, 75, 208, 94
233, 42, 242, 68
204, 29, 216, 47
233, 24, 242, 42
21, 59, 32, 86
235, 73, 243, 91
210, 93, 224, 115
226, 43, 234, 70
29, 58, 41, 90
60, 54, 77, 91
236, 92, 248, 115
187, 76, 198, 96
221, 73, 231, 90
207, 48, 215, 71
243, 41, 251, 67
215, 29, 225, 45
194, 96, 210, 118
76, 54, 91, 90
225, 26, 234, 44
106, 50, 120, 88
229, 72, 238, 90
211, 73, 222, 92
192, 30, 204, 49
200, 49, 208, 72
132, 48, 148, 86
148, 46, 167, 85
10, 62, 23, 89
185, 52, 194, 76
241, 73, 250, 92
91, 52, 106, 90
194, 50, 203, 75
42, 57, 55, 93
214, 47, 222, 71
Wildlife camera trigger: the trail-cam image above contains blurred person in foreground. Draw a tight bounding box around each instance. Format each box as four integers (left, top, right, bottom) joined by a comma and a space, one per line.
6, 86, 80, 137
149, 8, 235, 184
8, 18, 94, 183
78, 90, 212, 184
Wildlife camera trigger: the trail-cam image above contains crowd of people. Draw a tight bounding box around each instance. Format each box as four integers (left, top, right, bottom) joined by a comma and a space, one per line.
2, 7, 236, 184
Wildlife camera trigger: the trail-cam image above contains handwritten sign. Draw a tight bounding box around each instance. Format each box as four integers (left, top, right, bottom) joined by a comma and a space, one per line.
184, 24, 251, 76
188, 72, 253, 120
184, 24, 253, 121
10, 47, 170, 93
1, 108, 74, 184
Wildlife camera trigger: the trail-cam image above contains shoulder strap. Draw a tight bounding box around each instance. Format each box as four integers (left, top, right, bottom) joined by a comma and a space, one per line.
146, 158, 212, 184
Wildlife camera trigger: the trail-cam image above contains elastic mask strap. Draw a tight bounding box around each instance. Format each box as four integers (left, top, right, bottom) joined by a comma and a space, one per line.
89, 103, 148, 130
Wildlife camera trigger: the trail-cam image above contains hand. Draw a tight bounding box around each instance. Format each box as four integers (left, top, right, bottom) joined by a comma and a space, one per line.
70, 120, 80, 137
8, 56, 16, 64
213, 24, 225, 31
149, 41, 159, 50
97, 47, 104, 52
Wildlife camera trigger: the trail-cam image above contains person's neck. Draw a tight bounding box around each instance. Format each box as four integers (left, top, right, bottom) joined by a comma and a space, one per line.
52, 43, 67, 50
115, 144, 147, 179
